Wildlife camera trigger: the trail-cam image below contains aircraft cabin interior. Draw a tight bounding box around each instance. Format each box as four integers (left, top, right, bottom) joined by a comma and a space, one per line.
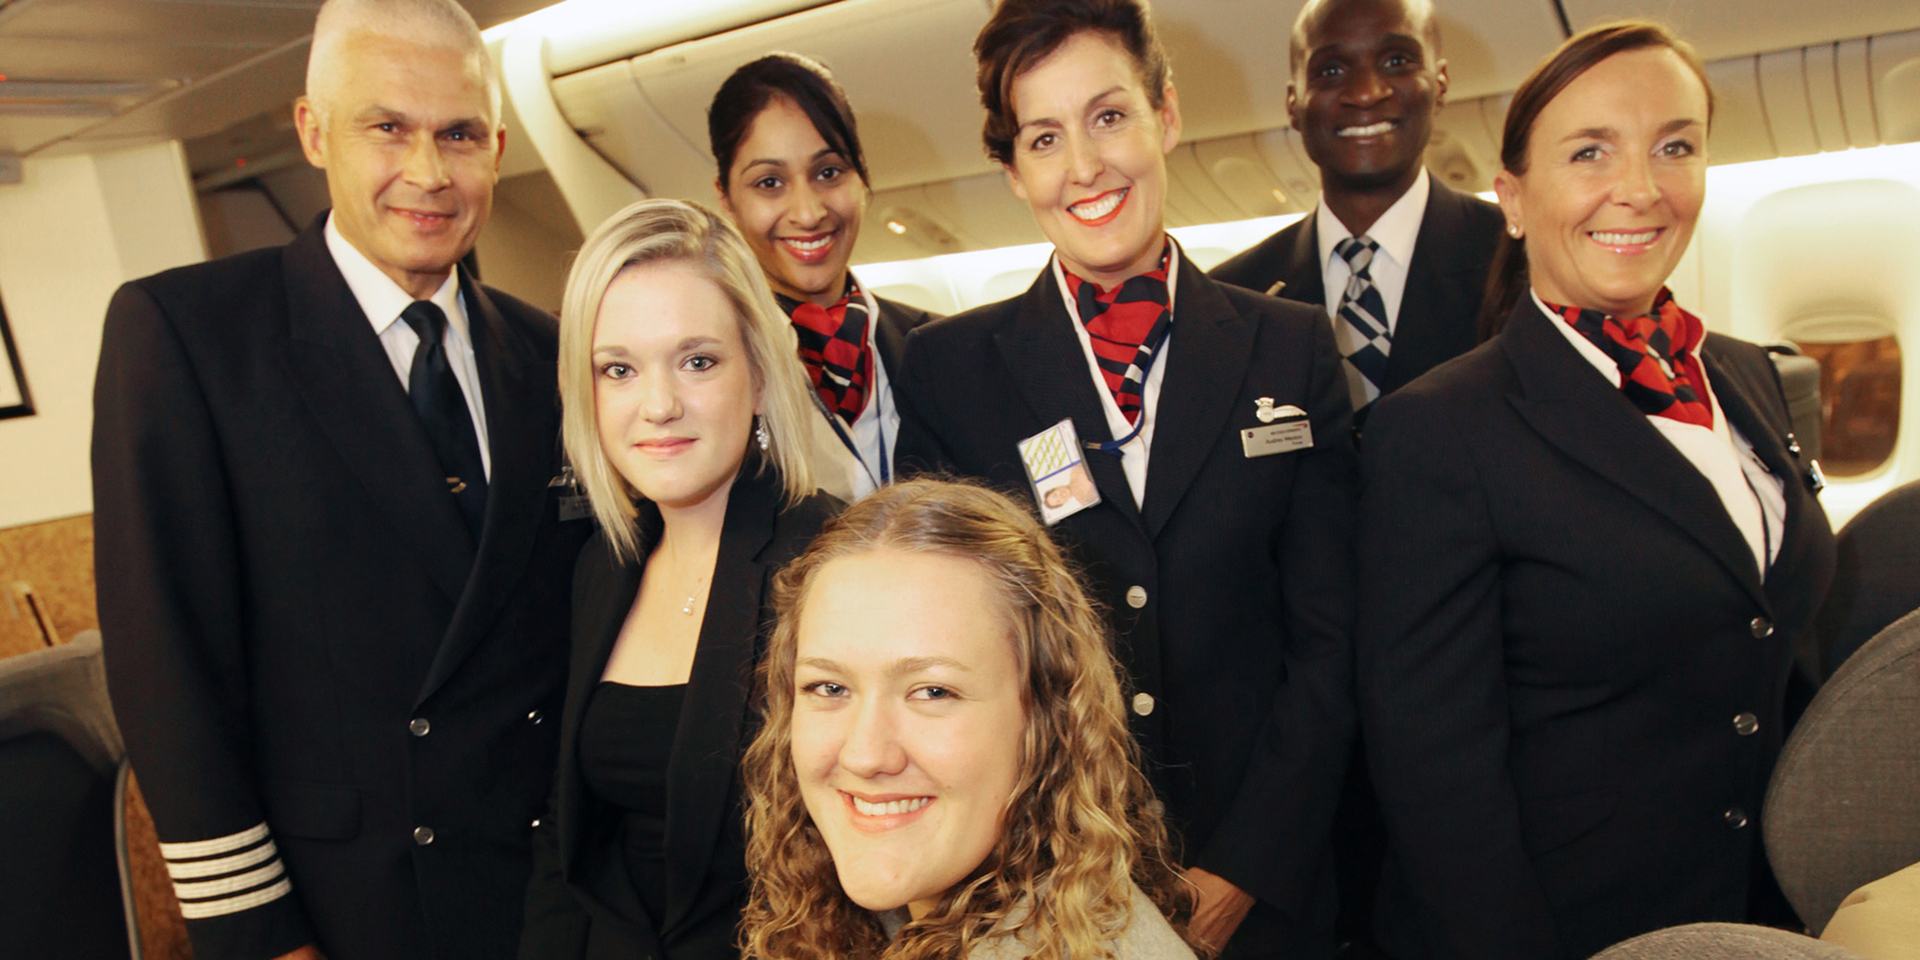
2, 0, 1920, 958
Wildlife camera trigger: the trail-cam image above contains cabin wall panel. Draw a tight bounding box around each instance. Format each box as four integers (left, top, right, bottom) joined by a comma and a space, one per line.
0, 141, 205, 530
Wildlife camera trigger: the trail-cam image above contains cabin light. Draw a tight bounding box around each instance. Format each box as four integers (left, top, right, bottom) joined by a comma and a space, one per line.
1270, 188, 1287, 205
887, 220, 907, 235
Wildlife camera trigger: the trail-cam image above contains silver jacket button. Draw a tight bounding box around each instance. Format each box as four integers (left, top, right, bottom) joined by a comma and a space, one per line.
1125, 585, 1148, 609
1132, 692, 1155, 716
1733, 713, 1760, 736
1750, 617, 1774, 639
409, 718, 430, 737
413, 825, 435, 845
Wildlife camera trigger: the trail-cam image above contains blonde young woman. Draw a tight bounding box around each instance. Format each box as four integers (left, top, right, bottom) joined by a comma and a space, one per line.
740, 478, 1201, 960
518, 199, 840, 960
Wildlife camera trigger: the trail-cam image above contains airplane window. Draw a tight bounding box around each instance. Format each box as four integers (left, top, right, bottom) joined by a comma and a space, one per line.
1797, 336, 1901, 477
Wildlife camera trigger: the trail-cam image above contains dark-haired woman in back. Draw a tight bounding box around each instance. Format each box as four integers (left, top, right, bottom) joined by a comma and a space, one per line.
1358, 21, 1836, 960
711, 53, 940, 501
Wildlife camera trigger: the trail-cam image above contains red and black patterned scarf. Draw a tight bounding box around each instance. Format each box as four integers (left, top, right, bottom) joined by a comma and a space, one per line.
777, 280, 873, 425
1544, 287, 1713, 429
1061, 242, 1173, 426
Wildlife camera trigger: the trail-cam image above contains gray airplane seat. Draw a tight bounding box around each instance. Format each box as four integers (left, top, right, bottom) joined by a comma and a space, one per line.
1587, 923, 1868, 959
0, 631, 141, 960
1764, 608, 1920, 935
1812, 479, 1920, 679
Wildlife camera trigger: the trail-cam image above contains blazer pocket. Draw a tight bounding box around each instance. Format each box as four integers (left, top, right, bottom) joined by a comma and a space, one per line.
265, 780, 362, 841
1517, 787, 1616, 858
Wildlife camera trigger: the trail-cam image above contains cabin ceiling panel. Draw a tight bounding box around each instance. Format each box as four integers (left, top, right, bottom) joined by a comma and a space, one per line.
0, 0, 317, 50
1557, 0, 1920, 61
617, 0, 993, 194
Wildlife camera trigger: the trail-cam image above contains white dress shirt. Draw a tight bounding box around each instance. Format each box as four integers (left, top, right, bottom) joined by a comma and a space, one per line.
325, 213, 491, 478
1534, 290, 1786, 575
1052, 239, 1182, 508
1317, 168, 1430, 409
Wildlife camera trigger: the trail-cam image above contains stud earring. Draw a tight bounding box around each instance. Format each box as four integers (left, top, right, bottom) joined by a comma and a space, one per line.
755, 416, 770, 453
1508, 224, 1523, 238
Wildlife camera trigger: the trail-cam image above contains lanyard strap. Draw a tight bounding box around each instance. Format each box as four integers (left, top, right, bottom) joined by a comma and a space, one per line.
1085, 322, 1172, 457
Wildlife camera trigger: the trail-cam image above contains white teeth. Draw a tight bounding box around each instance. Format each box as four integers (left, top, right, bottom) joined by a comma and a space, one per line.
1068, 189, 1127, 222
851, 796, 931, 817
1592, 229, 1660, 246
783, 235, 832, 252
1337, 121, 1395, 138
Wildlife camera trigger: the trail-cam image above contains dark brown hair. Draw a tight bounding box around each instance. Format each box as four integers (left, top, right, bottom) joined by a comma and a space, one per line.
709, 52, 869, 190
1479, 20, 1714, 337
974, 0, 1171, 165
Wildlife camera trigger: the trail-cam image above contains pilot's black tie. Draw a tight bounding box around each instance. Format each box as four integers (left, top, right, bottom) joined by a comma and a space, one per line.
401, 300, 488, 540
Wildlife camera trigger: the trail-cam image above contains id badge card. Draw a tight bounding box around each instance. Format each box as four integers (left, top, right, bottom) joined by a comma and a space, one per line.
1018, 418, 1101, 525
549, 463, 593, 522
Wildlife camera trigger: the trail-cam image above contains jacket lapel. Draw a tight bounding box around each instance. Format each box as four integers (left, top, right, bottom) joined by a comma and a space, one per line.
1385, 183, 1483, 393
1140, 260, 1257, 538
1275, 214, 1326, 305
662, 466, 778, 932
993, 268, 1143, 533
1502, 301, 1770, 609
281, 216, 476, 603
555, 536, 645, 879
418, 275, 557, 703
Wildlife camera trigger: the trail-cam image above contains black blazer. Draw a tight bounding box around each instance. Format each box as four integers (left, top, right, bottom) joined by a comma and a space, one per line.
894, 254, 1359, 951
1209, 177, 1504, 400
873, 293, 941, 377
91, 214, 593, 960
518, 466, 837, 960
1356, 298, 1837, 960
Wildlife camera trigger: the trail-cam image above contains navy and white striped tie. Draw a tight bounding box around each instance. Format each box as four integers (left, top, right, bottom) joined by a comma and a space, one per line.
1334, 235, 1392, 408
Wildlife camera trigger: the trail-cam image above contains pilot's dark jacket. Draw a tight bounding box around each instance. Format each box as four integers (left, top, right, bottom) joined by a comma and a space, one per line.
1357, 297, 1837, 960
91, 213, 591, 960
894, 252, 1359, 958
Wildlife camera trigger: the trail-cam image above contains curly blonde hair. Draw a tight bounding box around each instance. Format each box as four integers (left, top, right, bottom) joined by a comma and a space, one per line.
740, 478, 1197, 960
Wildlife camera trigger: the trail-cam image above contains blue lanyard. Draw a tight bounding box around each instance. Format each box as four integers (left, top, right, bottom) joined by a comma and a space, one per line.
811, 390, 887, 488
1086, 323, 1173, 457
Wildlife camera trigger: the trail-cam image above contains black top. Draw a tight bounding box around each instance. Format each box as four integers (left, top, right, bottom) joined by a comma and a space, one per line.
579, 681, 688, 928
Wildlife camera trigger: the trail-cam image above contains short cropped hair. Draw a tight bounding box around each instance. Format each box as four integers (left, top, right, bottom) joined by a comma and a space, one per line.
740, 478, 1198, 960
709, 52, 870, 189
305, 0, 500, 123
558, 199, 819, 561
974, 0, 1171, 165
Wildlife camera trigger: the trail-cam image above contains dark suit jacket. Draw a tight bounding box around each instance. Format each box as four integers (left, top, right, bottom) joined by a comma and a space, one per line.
1356, 298, 1837, 960
1209, 177, 1504, 401
872, 293, 940, 377
893, 254, 1359, 953
518, 466, 837, 960
91, 214, 593, 960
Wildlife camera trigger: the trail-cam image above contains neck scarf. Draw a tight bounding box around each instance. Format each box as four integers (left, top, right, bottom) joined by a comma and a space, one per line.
1543, 287, 1713, 429
1061, 243, 1173, 426
778, 279, 872, 425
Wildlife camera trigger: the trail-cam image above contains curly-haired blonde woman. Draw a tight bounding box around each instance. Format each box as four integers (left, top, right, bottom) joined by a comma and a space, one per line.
740, 478, 1201, 960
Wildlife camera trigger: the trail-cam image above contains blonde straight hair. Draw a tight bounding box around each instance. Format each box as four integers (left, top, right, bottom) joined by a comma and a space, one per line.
558, 198, 818, 561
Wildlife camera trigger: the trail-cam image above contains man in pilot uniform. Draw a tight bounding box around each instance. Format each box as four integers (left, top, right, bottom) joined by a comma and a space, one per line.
90, 1, 589, 958
1211, 0, 1503, 432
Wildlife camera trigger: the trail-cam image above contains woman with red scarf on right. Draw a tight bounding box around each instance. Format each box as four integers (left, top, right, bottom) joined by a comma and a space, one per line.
1358, 21, 1836, 960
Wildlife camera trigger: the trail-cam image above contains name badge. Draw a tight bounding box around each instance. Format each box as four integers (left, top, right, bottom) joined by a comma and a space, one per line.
550, 464, 593, 522
1243, 399, 1312, 458
1018, 418, 1101, 525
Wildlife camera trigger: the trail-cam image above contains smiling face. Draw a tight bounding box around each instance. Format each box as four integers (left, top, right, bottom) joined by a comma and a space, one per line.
1289, 0, 1446, 195
720, 95, 870, 308
1495, 46, 1709, 318
592, 261, 760, 512
791, 548, 1028, 920
1004, 30, 1180, 289
296, 30, 503, 300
